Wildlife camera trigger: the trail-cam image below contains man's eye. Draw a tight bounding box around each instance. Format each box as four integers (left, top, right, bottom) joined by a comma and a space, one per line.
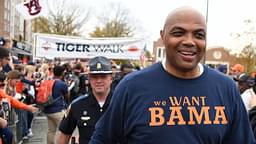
195, 33, 206, 39
170, 31, 184, 36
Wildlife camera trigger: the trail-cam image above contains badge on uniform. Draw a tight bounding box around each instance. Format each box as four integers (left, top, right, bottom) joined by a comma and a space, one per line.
96, 63, 102, 70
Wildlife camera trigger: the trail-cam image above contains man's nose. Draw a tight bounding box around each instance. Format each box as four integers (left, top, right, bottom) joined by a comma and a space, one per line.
182, 33, 196, 47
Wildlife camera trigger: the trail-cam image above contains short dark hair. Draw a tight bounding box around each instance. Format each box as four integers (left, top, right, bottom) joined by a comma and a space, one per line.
53, 65, 65, 77
0, 71, 6, 82
73, 63, 82, 70
120, 63, 134, 71
0, 46, 10, 58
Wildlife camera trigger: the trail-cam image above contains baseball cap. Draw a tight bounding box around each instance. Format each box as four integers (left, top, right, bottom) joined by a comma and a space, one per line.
88, 56, 112, 74
234, 73, 255, 87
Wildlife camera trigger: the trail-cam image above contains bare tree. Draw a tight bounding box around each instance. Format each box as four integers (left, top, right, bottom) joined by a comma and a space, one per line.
33, 0, 91, 36
232, 19, 256, 73
90, 2, 136, 37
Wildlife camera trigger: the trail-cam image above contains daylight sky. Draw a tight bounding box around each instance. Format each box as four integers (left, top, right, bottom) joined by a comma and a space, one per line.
45, 0, 256, 53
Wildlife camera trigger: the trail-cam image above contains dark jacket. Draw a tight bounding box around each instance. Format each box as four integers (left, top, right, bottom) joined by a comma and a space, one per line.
249, 106, 256, 138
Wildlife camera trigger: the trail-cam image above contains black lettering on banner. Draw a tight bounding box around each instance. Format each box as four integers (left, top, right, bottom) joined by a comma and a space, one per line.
66, 43, 74, 52
56, 42, 65, 51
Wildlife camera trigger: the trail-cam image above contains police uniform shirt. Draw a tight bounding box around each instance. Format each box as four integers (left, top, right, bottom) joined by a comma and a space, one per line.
58, 91, 112, 144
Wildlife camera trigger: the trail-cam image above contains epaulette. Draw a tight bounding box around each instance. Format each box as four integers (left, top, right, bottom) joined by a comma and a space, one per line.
70, 94, 89, 105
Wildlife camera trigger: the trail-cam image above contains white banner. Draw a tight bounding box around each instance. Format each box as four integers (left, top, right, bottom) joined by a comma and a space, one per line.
16, 0, 48, 20
34, 34, 145, 60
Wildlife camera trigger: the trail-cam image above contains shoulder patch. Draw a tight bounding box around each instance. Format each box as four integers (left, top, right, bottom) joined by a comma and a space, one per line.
71, 94, 89, 105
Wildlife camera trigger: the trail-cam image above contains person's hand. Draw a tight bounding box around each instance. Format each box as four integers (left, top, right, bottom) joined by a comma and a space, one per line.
14, 93, 22, 100
28, 105, 38, 113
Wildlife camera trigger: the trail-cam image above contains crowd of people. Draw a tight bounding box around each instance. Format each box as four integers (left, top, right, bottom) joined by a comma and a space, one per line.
0, 40, 136, 143
0, 6, 256, 144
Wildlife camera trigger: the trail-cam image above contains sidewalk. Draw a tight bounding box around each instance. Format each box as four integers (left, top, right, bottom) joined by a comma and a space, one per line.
23, 116, 47, 144
22, 114, 79, 144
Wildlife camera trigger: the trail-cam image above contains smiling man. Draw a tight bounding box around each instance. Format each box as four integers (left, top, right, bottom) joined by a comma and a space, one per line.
89, 7, 255, 144
57, 56, 113, 144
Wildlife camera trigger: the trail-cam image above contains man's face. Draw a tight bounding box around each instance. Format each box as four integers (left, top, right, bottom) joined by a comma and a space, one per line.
9, 78, 20, 87
160, 10, 206, 73
121, 67, 133, 77
0, 57, 10, 67
238, 81, 249, 94
89, 74, 112, 95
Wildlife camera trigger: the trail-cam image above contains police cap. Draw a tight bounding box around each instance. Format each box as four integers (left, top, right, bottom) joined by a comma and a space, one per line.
88, 56, 112, 74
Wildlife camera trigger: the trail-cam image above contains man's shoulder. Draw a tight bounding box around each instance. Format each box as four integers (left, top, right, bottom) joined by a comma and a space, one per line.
54, 79, 68, 87
71, 94, 89, 105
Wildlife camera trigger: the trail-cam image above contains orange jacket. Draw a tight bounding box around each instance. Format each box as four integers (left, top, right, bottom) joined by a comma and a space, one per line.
0, 89, 29, 110
16, 81, 24, 94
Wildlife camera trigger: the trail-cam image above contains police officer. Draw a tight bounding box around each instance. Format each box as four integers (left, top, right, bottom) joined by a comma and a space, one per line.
57, 56, 113, 144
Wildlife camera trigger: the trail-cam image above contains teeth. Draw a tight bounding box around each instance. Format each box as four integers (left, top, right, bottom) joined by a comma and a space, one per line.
180, 51, 194, 55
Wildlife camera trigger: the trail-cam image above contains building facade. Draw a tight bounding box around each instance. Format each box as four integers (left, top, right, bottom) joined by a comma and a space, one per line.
0, 0, 33, 62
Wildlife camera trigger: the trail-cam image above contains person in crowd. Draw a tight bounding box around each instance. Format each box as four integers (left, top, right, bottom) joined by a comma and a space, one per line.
0, 47, 11, 72
230, 63, 245, 77
249, 81, 256, 138
111, 62, 134, 90
43, 65, 69, 144
57, 56, 114, 144
0, 48, 38, 143
2, 38, 14, 73
216, 64, 228, 75
234, 73, 255, 93
67, 63, 82, 102
24, 65, 36, 137
234, 73, 256, 111
5, 70, 38, 143
78, 62, 90, 95
0, 71, 12, 144
89, 6, 255, 144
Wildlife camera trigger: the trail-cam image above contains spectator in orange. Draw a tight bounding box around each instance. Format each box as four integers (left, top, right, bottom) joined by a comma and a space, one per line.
231, 64, 245, 75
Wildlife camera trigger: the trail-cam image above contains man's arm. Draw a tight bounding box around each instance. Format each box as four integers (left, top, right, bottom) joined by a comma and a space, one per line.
56, 132, 71, 144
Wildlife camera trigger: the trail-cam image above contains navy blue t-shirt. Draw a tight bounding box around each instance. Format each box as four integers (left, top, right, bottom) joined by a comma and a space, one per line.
90, 62, 256, 144
43, 79, 68, 114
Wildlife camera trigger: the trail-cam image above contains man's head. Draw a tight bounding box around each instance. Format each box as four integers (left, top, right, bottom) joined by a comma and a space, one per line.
160, 7, 206, 77
0, 46, 11, 67
7, 70, 22, 87
120, 63, 134, 78
73, 63, 82, 74
88, 56, 113, 95
230, 64, 245, 76
234, 73, 255, 93
53, 65, 65, 78
2, 39, 12, 49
